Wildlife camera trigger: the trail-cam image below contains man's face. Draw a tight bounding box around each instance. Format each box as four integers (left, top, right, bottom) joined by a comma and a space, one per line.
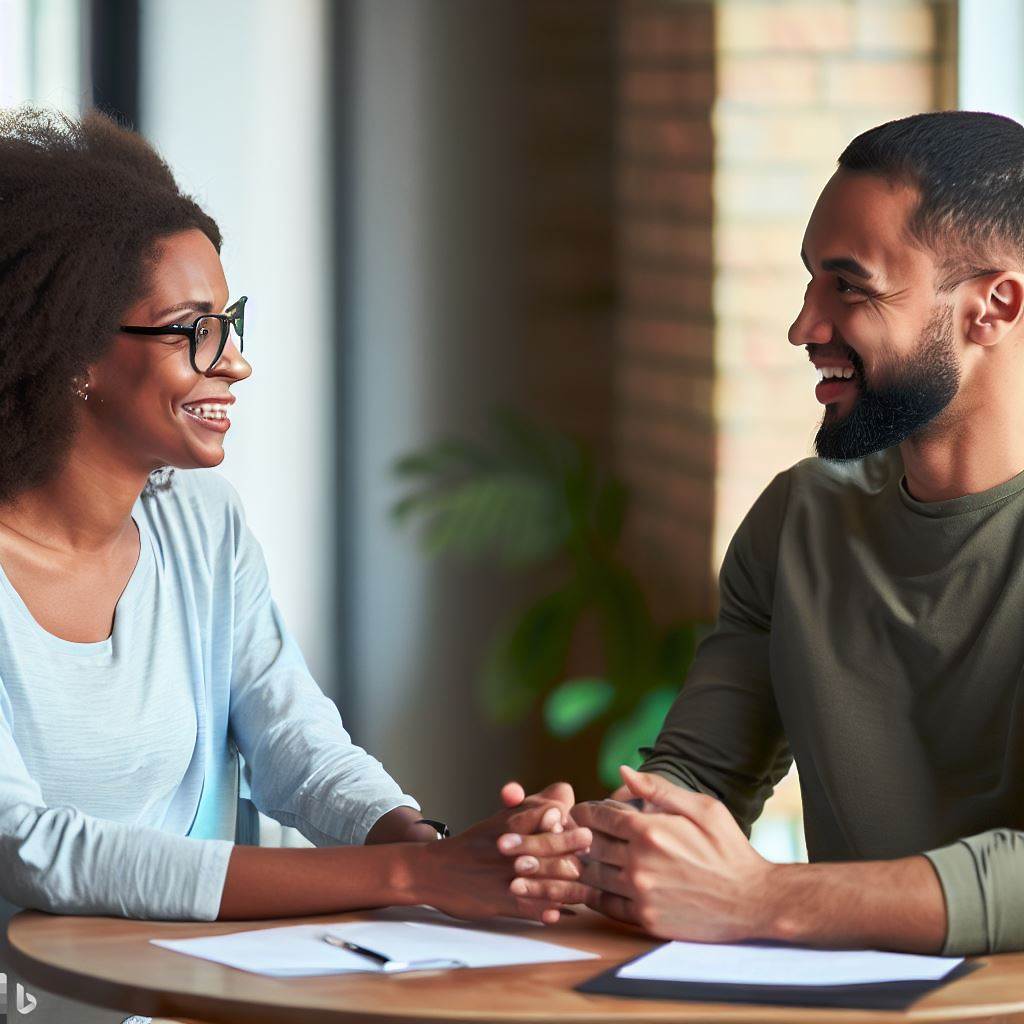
790, 169, 960, 461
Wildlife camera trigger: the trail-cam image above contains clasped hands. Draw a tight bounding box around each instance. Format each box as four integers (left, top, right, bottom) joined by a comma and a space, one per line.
495, 765, 777, 942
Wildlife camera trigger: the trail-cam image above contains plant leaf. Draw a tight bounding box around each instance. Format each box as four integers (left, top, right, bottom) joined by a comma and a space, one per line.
391, 439, 490, 478
543, 677, 615, 738
593, 479, 628, 546
415, 473, 567, 566
597, 685, 679, 788
481, 587, 585, 722
492, 409, 576, 478
658, 623, 698, 684
592, 563, 658, 692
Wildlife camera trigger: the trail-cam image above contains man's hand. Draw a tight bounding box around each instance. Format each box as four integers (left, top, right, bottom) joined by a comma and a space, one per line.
507, 765, 774, 941
500, 767, 949, 952
415, 786, 591, 925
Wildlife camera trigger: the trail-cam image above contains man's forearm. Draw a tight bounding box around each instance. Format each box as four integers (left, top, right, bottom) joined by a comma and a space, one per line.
761, 854, 947, 953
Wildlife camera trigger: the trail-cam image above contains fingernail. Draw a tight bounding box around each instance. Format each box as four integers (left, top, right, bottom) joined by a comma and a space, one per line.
551, 821, 563, 834
517, 856, 539, 873
499, 833, 522, 851
510, 878, 529, 896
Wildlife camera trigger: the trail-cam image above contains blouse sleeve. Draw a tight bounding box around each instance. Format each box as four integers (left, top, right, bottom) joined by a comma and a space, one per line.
225, 487, 419, 846
0, 681, 232, 918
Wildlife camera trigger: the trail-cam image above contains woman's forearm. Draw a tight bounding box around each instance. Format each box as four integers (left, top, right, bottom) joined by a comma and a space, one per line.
365, 805, 441, 844
217, 843, 422, 919
216, 791, 591, 923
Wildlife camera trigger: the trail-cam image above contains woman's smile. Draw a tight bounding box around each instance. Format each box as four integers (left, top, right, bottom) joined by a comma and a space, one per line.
180, 395, 234, 434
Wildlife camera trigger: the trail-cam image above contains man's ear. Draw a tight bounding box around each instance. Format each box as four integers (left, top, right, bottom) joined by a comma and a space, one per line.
963, 272, 1024, 348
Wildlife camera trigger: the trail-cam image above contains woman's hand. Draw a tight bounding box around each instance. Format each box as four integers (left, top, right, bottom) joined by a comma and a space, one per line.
414, 788, 592, 924
495, 780, 592, 909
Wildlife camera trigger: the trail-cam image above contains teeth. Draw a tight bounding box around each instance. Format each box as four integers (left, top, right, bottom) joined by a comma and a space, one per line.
817, 366, 855, 381
183, 403, 228, 420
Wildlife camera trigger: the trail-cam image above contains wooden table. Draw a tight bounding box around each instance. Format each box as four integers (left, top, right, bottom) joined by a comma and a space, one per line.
6, 907, 1024, 1024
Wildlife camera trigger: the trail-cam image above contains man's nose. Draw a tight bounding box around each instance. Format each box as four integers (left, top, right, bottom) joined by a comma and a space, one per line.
788, 291, 833, 348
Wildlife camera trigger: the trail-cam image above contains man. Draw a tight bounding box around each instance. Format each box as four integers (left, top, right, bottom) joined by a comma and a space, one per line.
500, 110, 1024, 957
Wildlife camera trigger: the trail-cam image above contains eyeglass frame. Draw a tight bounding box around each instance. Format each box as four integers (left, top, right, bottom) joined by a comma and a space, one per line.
120, 296, 247, 374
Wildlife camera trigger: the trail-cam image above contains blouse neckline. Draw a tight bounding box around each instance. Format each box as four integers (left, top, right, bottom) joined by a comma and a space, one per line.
0, 506, 153, 659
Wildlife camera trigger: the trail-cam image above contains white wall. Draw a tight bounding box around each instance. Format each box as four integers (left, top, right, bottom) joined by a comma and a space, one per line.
140, 0, 335, 696
959, 0, 1024, 123
144, 0, 535, 825
0, 0, 83, 112
348, 0, 529, 823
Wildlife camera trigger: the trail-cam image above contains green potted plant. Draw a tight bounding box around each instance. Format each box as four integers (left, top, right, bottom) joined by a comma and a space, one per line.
391, 412, 708, 788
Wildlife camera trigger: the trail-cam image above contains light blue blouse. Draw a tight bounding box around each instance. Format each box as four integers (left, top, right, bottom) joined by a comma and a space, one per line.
0, 469, 418, 924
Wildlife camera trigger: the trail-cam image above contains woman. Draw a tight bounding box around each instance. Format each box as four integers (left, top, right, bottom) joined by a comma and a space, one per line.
0, 108, 589, 1017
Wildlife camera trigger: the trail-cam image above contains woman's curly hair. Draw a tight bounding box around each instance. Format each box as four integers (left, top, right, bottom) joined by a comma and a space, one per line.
0, 106, 222, 503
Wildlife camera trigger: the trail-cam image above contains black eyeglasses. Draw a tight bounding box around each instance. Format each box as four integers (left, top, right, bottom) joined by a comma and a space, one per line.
120, 296, 247, 373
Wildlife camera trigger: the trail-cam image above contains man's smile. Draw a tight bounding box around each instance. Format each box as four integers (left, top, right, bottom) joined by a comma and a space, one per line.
811, 358, 859, 406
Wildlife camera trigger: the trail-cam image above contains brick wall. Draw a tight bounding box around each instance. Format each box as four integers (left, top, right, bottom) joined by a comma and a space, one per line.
614, 0, 957, 622
616, 0, 717, 621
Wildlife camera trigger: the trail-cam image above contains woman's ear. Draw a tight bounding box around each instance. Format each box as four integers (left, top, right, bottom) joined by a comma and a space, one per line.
963, 272, 1024, 348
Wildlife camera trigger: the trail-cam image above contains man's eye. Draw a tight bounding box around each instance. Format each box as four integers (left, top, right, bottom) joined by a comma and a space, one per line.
836, 277, 866, 296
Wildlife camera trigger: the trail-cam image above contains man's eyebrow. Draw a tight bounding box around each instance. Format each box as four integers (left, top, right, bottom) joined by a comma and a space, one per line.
800, 248, 876, 281
152, 300, 215, 322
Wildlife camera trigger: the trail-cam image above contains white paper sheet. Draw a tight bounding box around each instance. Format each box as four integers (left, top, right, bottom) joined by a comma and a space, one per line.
617, 941, 964, 987
152, 919, 598, 977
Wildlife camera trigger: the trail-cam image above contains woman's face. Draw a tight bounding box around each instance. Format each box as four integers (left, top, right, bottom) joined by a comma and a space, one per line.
86, 227, 251, 474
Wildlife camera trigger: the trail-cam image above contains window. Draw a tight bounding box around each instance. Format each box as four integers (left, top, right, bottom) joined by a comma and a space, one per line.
0, 0, 83, 112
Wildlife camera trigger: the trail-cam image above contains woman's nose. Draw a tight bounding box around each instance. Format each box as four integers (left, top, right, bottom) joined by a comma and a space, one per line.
209, 339, 251, 381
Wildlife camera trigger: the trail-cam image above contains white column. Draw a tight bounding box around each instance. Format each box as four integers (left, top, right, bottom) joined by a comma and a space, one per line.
959, 0, 1024, 123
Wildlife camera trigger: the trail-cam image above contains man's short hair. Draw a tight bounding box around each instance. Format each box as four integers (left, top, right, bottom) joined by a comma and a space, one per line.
838, 110, 1024, 292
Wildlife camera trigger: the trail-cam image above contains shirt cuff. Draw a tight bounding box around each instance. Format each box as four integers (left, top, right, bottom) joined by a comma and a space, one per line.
300, 792, 422, 847
922, 830, 1024, 955
189, 838, 235, 921
354, 795, 421, 845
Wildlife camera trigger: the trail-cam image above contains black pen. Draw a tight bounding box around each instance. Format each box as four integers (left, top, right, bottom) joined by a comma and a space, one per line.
322, 933, 464, 972
323, 934, 393, 966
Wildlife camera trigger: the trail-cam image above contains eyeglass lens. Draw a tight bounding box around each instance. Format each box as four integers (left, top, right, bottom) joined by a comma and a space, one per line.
194, 315, 243, 373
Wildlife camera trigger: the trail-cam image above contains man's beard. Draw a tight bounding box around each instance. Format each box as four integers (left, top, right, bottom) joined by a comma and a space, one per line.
814, 305, 960, 462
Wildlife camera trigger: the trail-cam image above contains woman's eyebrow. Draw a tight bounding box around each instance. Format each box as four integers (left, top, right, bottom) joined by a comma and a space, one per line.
152, 299, 215, 321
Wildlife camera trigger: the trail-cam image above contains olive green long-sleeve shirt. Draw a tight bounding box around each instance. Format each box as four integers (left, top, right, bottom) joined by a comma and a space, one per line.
640, 446, 1024, 955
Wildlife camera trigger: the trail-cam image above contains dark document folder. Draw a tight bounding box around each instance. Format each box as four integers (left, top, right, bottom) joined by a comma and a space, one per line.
577, 953, 982, 1011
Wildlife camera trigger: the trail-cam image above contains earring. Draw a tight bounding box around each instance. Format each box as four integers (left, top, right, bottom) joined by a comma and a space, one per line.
72, 378, 90, 401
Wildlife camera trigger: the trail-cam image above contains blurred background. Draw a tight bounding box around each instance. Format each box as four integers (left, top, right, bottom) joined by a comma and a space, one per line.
0, 0, 1016, 862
